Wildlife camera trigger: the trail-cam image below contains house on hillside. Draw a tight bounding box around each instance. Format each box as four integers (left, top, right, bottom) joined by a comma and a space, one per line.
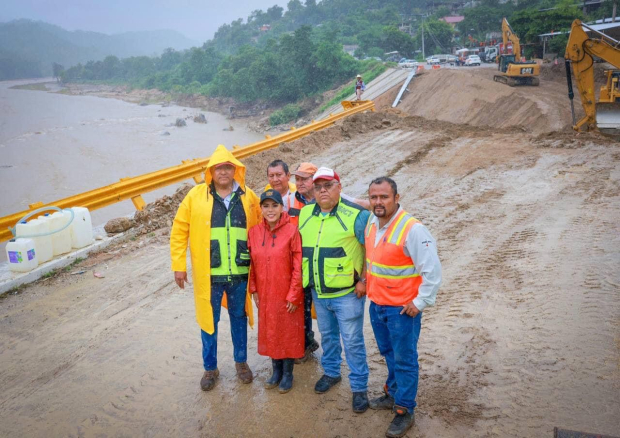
440, 16, 465, 28
259, 24, 271, 32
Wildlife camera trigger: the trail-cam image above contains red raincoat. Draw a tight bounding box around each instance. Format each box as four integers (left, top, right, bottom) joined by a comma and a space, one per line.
248, 212, 304, 359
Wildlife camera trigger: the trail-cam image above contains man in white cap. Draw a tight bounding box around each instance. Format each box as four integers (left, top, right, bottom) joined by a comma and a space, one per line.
297, 167, 370, 413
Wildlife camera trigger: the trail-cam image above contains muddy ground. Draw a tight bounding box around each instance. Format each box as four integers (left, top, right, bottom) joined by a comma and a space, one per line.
1, 69, 619, 438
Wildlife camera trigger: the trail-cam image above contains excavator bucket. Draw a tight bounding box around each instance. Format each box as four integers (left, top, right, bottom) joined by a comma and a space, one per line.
595, 101, 620, 133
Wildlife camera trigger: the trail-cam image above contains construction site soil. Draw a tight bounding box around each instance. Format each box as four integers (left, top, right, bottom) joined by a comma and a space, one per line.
1, 68, 619, 438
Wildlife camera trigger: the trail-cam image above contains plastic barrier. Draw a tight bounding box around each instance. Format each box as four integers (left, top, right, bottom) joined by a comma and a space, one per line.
432, 64, 441, 70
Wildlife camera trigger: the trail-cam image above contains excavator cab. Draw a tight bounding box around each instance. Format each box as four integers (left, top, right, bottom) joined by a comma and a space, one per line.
596, 70, 620, 132
498, 54, 516, 73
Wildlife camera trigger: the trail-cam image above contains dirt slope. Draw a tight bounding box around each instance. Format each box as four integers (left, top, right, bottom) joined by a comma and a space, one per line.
1, 110, 618, 437
399, 67, 578, 135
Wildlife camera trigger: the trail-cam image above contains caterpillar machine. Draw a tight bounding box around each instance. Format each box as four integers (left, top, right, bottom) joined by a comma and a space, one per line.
494, 18, 540, 86
564, 19, 620, 135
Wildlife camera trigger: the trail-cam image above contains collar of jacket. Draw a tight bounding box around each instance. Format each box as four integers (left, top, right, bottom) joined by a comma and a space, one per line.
311, 200, 339, 216
295, 190, 314, 206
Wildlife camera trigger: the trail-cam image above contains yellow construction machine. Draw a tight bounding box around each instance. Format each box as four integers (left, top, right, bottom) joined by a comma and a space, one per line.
564, 19, 620, 134
494, 18, 540, 86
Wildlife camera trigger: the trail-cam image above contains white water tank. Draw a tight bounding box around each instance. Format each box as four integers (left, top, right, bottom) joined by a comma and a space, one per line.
6, 238, 38, 272
16, 219, 53, 264
50, 211, 73, 255
70, 207, 94, 249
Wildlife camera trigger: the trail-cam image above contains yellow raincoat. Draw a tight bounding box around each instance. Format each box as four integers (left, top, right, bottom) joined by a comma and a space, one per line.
170, 145, 262, 334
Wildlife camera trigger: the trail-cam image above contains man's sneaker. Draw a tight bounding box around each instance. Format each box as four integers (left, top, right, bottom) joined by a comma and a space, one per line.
314, 374, 342, 394
200, 369, 219, 391
235, 362, 253, 384
369, 392, 395, 410
295, 339, 320, 364
386, 405, 415, 438
352, 391, 369, 413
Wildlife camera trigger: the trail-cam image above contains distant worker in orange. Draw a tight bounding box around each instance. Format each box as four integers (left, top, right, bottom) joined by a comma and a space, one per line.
355, 74, 366, 101
365, 177, 442, 438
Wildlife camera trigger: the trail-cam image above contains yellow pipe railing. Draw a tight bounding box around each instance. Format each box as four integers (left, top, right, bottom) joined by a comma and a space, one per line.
0, 100, 375, 242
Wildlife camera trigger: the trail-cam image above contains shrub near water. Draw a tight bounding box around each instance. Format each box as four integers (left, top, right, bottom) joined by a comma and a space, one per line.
269, 104, 302, 126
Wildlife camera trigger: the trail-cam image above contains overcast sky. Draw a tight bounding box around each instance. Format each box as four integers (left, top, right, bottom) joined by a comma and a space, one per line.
0, 0, 290, 43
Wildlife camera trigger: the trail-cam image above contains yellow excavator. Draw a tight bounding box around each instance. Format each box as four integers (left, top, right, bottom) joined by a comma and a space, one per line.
494, 18, 540, 86
564, 19, 620, 134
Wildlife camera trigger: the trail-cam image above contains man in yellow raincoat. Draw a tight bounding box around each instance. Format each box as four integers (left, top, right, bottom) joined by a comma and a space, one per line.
170, 145, 261, 391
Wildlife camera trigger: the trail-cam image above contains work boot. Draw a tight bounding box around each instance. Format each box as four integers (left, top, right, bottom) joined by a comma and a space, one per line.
370, 386, 395, 410
352, 391, 369, 413
385, 405, 415, 438
295, 339, 320, 364
200, 369, 219, 391
235, 362, 253, 384
278, 359, 295, 394
264, 359, 283, 389
314, 374, 342, 394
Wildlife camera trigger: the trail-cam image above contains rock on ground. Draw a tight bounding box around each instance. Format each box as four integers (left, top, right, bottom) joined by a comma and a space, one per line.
104, 217, 134, 233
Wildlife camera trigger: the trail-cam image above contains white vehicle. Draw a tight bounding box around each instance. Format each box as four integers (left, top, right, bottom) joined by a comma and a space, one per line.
465, 55, 481, 66
427, 57, 440, 65
398, 59, 418, 68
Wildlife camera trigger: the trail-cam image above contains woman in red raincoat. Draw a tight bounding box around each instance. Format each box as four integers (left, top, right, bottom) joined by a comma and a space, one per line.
248, 189, 304, 393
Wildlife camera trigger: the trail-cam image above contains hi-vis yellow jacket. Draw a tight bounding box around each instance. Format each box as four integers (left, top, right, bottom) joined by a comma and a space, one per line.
170, 145, 262, 334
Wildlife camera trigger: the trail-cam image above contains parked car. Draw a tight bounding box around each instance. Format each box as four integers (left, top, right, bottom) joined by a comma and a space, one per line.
427, 57, 440, 65
465, 55, 481, 66
398, 59, 418, 68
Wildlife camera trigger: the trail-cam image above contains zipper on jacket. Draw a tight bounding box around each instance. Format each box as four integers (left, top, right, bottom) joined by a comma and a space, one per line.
314, 219, 325, 294
226, 209, 232, 280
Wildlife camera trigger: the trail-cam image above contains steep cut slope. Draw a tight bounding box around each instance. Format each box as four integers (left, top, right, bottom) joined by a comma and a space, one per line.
399, 67, 577, 134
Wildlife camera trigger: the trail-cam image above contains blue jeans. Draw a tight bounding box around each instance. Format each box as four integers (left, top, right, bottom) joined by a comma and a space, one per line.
312, 289, 368, 392
369, 302, 422, 411
201, 281, 248, 371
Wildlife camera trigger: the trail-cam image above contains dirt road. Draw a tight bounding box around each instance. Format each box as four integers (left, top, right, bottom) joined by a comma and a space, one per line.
1, 71, 619, 437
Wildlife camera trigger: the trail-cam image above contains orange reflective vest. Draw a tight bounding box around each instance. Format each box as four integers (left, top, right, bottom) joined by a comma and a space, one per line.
288, 194, 306, 226
364, 210, 423, 306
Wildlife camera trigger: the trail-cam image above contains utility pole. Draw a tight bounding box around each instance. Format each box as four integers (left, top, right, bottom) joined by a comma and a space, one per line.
422, 15, 425, 59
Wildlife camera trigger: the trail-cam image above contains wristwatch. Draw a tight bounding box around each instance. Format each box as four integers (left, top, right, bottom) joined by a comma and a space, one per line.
359, 277, 367, 285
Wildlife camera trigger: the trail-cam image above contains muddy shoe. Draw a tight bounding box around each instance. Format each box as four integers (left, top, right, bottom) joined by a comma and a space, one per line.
314, 374, 341, 394
386, 405, 415, 438
200, 369, 220, 391
278, 359, 294, 394
369, 392, 395, 410
235, 362, 253, 384
352, 391, 369, 413
265, 359, 283, 389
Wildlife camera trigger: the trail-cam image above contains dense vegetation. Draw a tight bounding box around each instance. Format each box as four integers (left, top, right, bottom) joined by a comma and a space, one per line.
0, 20, 195, 80
21, 0, 616, 119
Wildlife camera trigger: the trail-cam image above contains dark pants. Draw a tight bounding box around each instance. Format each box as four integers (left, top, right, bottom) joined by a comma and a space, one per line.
303, 286, 315, 348
201, 281, 248, 371
369, 302, 422, 411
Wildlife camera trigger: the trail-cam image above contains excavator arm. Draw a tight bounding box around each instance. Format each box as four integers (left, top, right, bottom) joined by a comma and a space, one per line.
565, 19, 620, 132
502, 18, 521, 59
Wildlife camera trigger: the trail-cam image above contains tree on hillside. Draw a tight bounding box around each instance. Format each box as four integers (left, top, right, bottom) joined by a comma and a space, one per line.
52, 62, 64, 82
415, 19, 454, 54
510, 0, 582, 56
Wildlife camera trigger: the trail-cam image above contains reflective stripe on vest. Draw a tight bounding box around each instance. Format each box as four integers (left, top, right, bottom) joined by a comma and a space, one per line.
365, 210, 422, 306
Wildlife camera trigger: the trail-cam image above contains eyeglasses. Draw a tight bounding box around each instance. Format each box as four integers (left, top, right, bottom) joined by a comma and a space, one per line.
313, 181, 338, 192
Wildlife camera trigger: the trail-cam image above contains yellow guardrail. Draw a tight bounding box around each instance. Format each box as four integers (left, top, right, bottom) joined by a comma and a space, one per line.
0, 100, 375, 243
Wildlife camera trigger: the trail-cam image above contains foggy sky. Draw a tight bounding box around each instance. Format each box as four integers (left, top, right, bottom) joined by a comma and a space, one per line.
0, 0, 290, 43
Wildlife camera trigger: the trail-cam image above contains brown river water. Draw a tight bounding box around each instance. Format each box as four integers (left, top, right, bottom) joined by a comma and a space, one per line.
0, 78, 262, 232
